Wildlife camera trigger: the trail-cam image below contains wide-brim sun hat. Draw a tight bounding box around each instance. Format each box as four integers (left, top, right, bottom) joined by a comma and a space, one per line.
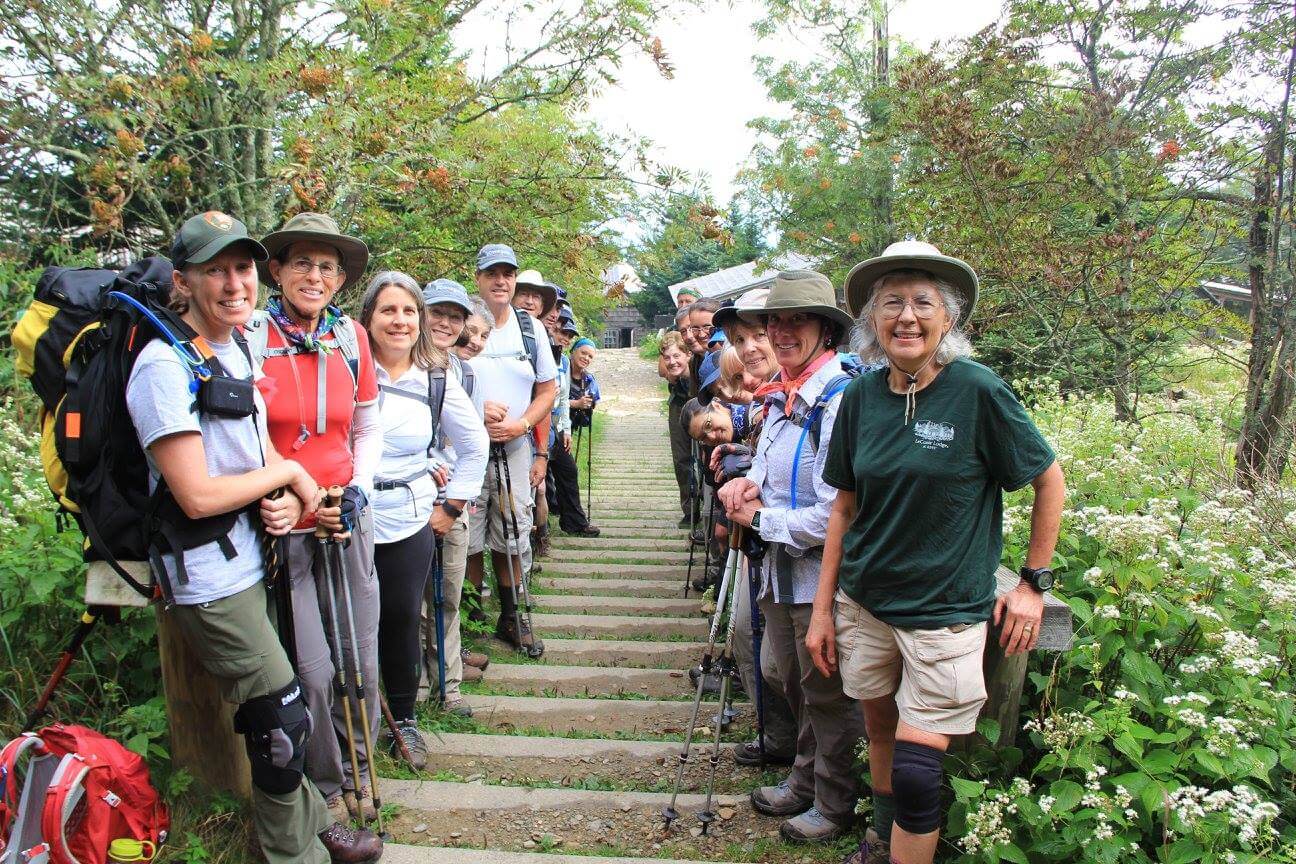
713, 287, 769, 331
737, 270, 854, 340
515, 269, 558, 317
423, 278, 473, 314
258, 211, 370, 292
843, 240, 978, 326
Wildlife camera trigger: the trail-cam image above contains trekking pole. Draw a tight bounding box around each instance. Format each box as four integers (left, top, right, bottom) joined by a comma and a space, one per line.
662, 527, 742, 830
498, 444, 541, 658
748, 556, 766, 759
699, 539, 745, 834
585, 414, 594, 522
379, 692, 420, 773
683, 445, 703, 598
316, 490, 365, 824
327, 486, 385, 836
432, 536, 448, 704
263, 488, 298, 670
490, 445, 527, 654
23, 607, 104, 730
700, 493, 718, 593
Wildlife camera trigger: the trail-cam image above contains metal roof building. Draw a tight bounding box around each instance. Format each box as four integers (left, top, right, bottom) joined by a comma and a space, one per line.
667, 252, 816, 304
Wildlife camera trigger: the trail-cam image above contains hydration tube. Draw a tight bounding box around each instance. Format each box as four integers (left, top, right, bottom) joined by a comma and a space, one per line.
107, 291, 212, 382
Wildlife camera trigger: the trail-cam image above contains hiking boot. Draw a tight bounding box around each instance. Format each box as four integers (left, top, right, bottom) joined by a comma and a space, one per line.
343, 788, 376, 823
461, 647, 490, 669
733, 739, 795, 767
688, 664, 722, 696
441, 696, 473, 717
530, 561, 543, 575
318, 821, 383, 863
462, 663, 484, 683
564, 524, 601, 537
751, 781, 814, 817
383, 719, 429, 771
677, 516, 691, 529
535, 527, 552, 558
780, 807, 851, 844
841, 831, 890, 864
467, 603, 489, 626
690, 527, 706, 544
325, 795, 349, 825
495, 612, 545, 657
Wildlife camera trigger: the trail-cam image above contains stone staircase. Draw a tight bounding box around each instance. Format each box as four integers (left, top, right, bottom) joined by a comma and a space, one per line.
375, 349, 841, 864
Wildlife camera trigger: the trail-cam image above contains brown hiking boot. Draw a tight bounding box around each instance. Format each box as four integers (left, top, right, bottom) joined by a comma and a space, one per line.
461, 647, 490, 669
495, 611, 545, 657
342, 788, 376, 822
318, 821, 383, 863
462, 663, 484, 683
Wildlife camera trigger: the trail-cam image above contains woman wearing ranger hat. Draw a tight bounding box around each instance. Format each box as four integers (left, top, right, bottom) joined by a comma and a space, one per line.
127, 212, 381, 862
716, 270, 866, 844
246, 211, 386, 825
806, 241, 1065, 864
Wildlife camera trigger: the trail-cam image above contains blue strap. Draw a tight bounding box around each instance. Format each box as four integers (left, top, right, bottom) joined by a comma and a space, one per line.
107, 290, 212, 381
788, 376, 853, 510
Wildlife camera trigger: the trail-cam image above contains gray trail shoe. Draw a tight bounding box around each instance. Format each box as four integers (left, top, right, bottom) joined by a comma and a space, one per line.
780, 806, 851, 844
750, 780, 814, 817
383, 718, 429, 771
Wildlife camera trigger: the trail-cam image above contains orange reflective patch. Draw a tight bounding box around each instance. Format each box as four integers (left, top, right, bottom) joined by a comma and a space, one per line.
65, 412, 81, 438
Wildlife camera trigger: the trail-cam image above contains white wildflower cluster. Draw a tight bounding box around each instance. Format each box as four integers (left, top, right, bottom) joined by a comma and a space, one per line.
1082, 565, 1105, 587
961, 788, 1014, 853
1214, 630, 1279, 678
1070, 505, 1177, 561
1002, 504, 1029, 537
1168, 785, 1281, 845
1096, 604, 1122, 620
1178, 655, 1218, 675
1163, 692, 1211, 708
1023, 710, 1097, 751
1112, 687, 1139, 702
0, 407, 49, 531
1204, 715, 1260, 757
1079, 767, 1120, 849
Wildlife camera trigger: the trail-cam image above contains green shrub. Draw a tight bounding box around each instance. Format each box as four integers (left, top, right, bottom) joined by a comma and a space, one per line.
638, 330, 661, 359
945, 375, 1296, 862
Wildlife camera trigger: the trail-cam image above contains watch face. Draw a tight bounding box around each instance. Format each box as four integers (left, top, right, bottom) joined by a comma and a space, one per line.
1036, 570, 1055, 590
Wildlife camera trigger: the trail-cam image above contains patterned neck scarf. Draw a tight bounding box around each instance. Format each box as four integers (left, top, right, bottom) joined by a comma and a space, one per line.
753, 349, 837, 411
267, 295, 343, 353
730, 403, 750, 439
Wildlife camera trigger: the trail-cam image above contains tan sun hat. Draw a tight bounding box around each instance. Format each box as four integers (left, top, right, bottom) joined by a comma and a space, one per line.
843, 240, 978, 325
738, 270, 854, 340
515, 269, 558, 317
258, 212, 370, 292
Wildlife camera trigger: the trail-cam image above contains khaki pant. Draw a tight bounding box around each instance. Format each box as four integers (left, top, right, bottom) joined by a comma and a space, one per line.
168, 584, 331, 864
468, 437, 534, 576
758, 596, 866, 825
668, 399, 692, 519
420, 509, 469, 699
731, 560, 798, 756
286, 508, 381, 802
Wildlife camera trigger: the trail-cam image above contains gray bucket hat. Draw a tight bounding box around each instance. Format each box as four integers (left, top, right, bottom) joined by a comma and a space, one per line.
738, 270, 854, 339
258, 211, 370, 292
712, 286, 769, 331
423, 278, 473, 314
843, 240, 978, 325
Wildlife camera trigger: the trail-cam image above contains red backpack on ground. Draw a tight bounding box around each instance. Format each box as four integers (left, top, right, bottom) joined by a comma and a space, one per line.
0, 724, 168, 864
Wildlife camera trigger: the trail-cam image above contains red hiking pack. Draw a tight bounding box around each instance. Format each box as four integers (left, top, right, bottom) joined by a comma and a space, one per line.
0, 724, 168, 864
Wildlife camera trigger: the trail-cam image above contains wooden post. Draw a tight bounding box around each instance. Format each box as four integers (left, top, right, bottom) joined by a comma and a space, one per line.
976, 566, 1074, 750
155, 607, 251, 797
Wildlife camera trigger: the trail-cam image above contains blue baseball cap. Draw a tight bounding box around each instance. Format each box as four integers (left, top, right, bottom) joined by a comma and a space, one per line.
708, 328, 727, 346
476, 243, 518, 272
422, 278, 473, 313
698, 350, 720, 388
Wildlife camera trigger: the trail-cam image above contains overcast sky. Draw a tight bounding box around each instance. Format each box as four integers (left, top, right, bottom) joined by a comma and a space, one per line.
582, 0, 1006, 204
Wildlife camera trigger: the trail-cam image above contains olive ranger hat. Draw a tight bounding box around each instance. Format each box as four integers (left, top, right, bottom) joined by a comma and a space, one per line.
258, 212, 370, 292
738, 270, 854, 339
515, 269, 558, 317
843, 240, 978, 325
170, 211, 268, 268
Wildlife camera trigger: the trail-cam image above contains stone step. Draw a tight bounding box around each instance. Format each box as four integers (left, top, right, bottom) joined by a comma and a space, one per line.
549, 536, 690, 552
383, 845, 737, 864
545, 549, 692, 564
539, 576, 685, 598
539, 562, 687, 579
592, 518, 686, 530
579, 525, 689, 539
462, 693, 749, 736
536, 594, 703, 616
412, 732, 747, 794
482, 663, 693, 698
531, 612, 707, 639
539, 638, 708, 668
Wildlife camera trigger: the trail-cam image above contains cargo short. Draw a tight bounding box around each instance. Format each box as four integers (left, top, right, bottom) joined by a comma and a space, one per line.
834, 589, 988, 735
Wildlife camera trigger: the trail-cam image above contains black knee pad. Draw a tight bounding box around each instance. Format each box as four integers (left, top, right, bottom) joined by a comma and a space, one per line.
891, 741, 944, 834
233, 677, 312, 795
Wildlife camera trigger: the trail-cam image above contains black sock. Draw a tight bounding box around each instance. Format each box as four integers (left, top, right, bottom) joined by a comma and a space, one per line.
499, 588, 517, 616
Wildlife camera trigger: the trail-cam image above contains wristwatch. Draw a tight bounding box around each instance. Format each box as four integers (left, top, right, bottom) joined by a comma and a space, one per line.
1020, 565, 1055, 592
440, 501, 463, 520
750, 509, 762, 532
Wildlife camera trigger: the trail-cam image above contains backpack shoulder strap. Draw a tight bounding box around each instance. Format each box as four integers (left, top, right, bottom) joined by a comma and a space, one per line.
516, 310, 540, 376
244, 310, 271, 361
450, 353, 475, 397
808, 372, 856, 451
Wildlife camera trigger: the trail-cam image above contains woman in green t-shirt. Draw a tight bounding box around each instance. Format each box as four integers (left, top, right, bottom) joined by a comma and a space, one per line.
806, 241, 1066, 864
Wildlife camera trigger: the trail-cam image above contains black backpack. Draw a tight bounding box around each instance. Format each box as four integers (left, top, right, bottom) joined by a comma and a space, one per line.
13, 257, 249, 600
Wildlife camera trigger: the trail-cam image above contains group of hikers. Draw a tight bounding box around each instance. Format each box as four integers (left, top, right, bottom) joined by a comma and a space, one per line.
128, 210, 601, 863
103, 201, 1067, 864
657, 247, 1065, 864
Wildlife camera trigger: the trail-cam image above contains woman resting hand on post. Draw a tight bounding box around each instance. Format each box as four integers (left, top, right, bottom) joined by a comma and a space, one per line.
804, 241, 1065, 864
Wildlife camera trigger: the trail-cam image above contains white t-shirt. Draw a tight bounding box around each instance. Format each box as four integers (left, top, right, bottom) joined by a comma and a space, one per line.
372, 362, 488, 544
126, 335, 268, 606
466, 307, 557, 422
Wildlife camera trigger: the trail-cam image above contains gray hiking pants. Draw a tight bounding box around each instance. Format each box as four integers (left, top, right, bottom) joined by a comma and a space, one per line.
732, 563, 798, 757
287, 507, 381, 803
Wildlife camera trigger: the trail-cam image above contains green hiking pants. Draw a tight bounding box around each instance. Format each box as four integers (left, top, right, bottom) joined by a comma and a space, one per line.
168, 583, 331, 864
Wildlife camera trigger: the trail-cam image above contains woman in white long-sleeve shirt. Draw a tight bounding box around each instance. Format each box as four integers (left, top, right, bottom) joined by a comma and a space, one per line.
359, 272, 487, 766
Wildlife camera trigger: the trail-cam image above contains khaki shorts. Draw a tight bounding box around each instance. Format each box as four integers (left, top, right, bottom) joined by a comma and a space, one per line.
834, 590, 988, 735
467, 436, 534, 556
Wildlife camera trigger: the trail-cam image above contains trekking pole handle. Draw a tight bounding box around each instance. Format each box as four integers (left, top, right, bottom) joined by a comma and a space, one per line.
315, 486, 345, 540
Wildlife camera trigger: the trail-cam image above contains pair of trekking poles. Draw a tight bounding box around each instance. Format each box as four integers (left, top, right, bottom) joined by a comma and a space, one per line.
663, 524, 766, 834
571, 422, 594, 521
683, 442, 716, 599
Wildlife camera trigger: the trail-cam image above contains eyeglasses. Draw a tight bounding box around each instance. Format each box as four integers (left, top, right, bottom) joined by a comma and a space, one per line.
288, 258, 345, 280
427, 307, 466, 324
684, 325, 714, 335
877, 296, 941, 319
